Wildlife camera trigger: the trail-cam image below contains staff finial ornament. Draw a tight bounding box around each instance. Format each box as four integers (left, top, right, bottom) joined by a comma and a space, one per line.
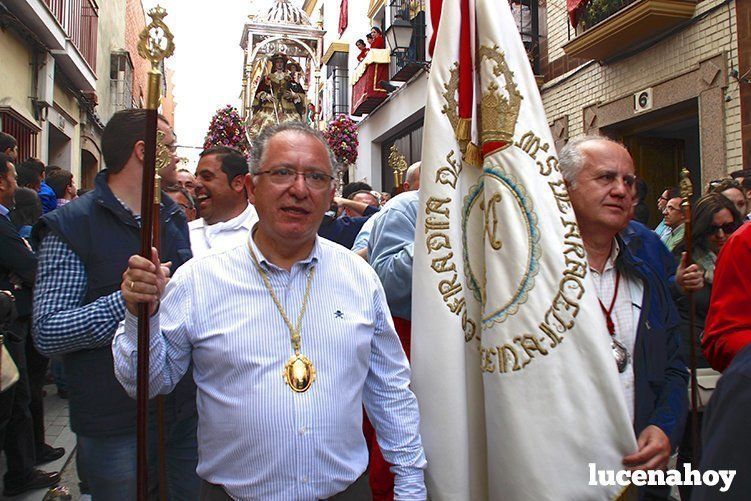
138, 5, 175, 71
679, 168, 693, 203
388, 145, 409, 190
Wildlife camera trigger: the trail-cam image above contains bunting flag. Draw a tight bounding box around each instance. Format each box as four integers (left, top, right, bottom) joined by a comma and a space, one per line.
338, 0, 348, 36
411, 0, 637, 499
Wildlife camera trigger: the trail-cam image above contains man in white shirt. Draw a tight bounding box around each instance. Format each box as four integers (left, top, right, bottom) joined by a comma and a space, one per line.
114, 122, 426, 500
189, 146, 257, 257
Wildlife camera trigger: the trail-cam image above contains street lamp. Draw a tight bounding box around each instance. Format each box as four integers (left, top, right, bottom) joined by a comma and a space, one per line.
384, 15, 414, 53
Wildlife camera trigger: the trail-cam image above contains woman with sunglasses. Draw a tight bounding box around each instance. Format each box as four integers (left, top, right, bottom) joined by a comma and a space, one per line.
672, 192, 742, 499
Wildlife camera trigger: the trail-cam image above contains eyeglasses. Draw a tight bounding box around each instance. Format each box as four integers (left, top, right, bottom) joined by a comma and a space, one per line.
665, 204, 683, 212
254, 168, 335, 190
657, 196, 668, 202
708, 223, 738, 235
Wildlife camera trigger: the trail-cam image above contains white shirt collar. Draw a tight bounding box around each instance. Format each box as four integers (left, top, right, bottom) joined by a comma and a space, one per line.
594, 238, 620, 274
247, 223, 321, 272
199, 203, 255, 234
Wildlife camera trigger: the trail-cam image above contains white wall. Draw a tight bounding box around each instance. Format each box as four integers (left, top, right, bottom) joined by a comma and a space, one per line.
94, 0, 127, 125
354, 72, 428, 189
318, 0, 430, 189
317, 0, 374, 123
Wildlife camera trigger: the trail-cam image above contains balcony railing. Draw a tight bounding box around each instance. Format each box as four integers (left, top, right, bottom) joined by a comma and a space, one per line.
44, 0, 66, 25
351, 49, 391, 116
43, 0, 99, 71
578, 0, 637, 31
384, 0, 541, 80
388, 0, 427, 82
563, 0, 697, 61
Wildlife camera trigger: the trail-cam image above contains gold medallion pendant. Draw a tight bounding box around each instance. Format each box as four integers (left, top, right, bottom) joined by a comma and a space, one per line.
283, 354, 316, 393
248, 240, 318, 395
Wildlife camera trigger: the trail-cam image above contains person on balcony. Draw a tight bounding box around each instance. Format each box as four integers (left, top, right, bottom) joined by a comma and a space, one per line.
370, 27, 385, 49
356, 39, 369, 62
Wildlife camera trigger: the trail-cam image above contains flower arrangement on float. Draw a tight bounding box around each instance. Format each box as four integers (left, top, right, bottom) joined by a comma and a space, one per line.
323, 114, 358, 166
203, 105, 251, 157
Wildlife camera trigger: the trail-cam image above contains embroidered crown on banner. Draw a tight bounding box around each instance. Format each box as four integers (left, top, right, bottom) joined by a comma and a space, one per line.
478, 45, 522, 156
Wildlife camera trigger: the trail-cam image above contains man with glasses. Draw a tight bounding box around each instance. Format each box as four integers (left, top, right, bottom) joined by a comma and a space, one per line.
114, 122, 426, 500
188, 146, 257, 258
654, 187, 679, 239
164, 185, 197, 222
661, 194, 686, 251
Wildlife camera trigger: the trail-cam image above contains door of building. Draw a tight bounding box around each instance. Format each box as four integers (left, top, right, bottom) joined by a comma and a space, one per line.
623, 136, 685, 227
81, 149, 98, 190
602, 99, 699, 228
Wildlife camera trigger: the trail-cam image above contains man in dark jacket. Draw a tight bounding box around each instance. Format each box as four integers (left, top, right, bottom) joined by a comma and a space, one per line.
32, 109, 198, 499
16, 158, 58, 214
560, 136, 688, 499
0, 154, 61, 496
693, 344, 751, 500
621, 220, 676, 284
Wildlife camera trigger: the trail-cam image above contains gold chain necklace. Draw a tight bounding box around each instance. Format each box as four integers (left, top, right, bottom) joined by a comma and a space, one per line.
248, 240, 317, 393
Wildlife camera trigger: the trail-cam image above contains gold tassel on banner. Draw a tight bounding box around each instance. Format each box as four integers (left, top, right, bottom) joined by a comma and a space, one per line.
456, 117, 472, 142
464, 142, 482, 167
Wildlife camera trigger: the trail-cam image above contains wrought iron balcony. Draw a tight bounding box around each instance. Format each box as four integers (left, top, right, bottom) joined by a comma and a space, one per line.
387, 0, 426, 82
510, 0, 543, 77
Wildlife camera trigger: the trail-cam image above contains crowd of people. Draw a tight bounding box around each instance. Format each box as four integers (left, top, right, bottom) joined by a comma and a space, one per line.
1, 116, 750, 500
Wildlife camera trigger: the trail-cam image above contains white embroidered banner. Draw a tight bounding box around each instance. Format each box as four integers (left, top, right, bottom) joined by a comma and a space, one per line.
411, 0, 637, 499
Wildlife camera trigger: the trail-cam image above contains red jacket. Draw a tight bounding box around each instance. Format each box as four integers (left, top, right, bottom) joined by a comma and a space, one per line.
370, 33, 385, 49
702, 222, 751, 371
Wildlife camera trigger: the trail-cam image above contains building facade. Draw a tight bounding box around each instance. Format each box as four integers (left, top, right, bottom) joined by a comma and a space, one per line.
303, 0, 431, 191
0, 0, 176, 189
305, 0, 747, 206
543, 0, 746, 225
